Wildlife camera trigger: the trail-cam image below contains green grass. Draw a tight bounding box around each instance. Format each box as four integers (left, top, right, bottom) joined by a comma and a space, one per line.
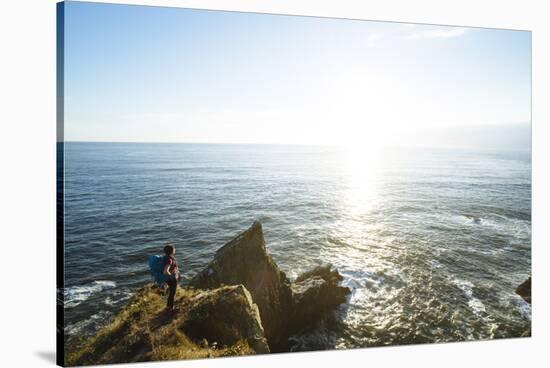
65, 285, 254, 366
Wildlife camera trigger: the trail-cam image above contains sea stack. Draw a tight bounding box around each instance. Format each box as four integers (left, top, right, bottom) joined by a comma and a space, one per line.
191, 221, 351, 350
190, 221, 294, 349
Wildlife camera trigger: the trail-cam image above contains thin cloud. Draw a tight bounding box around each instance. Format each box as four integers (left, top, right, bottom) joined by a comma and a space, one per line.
405, 28, 468, 40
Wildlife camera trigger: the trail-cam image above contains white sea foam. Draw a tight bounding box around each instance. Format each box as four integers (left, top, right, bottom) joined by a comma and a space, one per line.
430, 259, 442, 269
65, 310, 113, 336
511, 295, 532, 320
452, 278, 487, 316
104, 289, 133, 306
64, 280, 117, 308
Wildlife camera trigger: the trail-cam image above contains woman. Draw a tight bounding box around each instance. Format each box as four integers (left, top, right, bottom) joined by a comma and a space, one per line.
162, 244, 180, 311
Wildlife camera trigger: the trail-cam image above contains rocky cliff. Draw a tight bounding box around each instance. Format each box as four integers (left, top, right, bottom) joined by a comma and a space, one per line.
66, 221, 350, 365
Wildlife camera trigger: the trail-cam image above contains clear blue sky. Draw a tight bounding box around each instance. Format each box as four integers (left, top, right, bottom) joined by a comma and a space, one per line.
63, 1, 531, 147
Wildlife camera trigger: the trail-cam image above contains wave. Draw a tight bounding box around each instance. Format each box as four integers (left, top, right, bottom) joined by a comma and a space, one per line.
451, 278, 487, 316
510, 294, 531, 320
64, 280, 117, 308
65, 310, 113, 337
104, 289, 133, 307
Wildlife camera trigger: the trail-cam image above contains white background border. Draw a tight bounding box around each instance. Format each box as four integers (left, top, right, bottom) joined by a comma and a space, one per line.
1, 1, 548, 367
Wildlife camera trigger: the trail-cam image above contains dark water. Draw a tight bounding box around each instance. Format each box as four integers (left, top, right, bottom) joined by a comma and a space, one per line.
61, 142, 531, 348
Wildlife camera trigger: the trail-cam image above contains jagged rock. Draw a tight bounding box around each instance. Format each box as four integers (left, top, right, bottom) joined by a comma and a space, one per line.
290, 265, 351, 333
190, 221, 350, 350
295, 264, 343, 283
191, 221, 293, 349
183, 285, 270, 354
515, 276, 531, 338
516, 276, 531, 304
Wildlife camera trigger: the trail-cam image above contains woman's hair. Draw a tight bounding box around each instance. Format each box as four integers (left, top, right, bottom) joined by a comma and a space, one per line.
163, 244, 175, 256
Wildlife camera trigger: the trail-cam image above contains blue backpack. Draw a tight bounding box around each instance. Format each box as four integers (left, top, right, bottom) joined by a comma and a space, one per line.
148, 255, 168, 286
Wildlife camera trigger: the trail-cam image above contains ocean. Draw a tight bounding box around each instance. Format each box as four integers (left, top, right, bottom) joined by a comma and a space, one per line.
61, 142, 531, 349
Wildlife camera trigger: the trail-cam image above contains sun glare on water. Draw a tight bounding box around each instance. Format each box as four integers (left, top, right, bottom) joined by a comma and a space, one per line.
340, 143, 386, 216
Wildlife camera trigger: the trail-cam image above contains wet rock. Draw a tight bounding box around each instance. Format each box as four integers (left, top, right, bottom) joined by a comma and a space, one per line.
516, 276, 531, 304
183, 285, 270, 354
290, 265, 351, 333
294, 264, 343, 283
515, 276, 531, 338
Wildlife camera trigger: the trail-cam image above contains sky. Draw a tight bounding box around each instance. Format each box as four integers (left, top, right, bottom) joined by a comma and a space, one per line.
62, 1, 531, 149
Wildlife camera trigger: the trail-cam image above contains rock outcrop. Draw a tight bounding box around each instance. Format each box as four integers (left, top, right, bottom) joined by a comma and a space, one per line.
182, 285, 270, 354
191, 221, 350, 350
191, 221, 294, 349
516, 276, 531, 337
516, 276, 531, 304
290, 265, 351, 333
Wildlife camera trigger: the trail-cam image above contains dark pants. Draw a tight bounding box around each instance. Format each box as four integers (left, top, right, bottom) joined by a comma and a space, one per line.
166, 278, 177, 309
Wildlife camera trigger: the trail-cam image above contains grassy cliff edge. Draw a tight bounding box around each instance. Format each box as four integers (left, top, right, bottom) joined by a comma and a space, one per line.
65, 284, 262, 366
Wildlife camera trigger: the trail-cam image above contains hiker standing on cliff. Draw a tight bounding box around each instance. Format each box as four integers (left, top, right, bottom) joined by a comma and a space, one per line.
163, 244, 180, 311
